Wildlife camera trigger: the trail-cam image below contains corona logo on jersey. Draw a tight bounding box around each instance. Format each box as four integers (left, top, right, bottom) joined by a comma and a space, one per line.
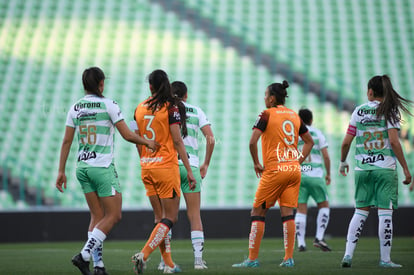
74, 102, 101, 111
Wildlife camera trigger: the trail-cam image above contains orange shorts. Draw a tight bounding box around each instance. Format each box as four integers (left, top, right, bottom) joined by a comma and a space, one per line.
141, 166, 181, 199
253, 163, 301, 209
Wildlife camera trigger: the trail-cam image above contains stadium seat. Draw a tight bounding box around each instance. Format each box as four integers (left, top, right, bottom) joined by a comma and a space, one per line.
0, 0, 412, 209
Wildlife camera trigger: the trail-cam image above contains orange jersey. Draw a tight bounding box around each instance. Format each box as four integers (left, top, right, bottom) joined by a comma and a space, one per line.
134, 100, 181, 169
253, 106, 308, 170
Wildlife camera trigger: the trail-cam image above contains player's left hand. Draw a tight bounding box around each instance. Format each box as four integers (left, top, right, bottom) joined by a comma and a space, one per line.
200, 163, 208, 179
402, 168, 411, 185
55, 172, 67, 193
325, 174, 331, 185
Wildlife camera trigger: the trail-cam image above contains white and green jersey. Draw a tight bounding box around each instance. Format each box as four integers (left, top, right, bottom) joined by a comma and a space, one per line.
179, 102, 210, 168
348, 100, 399, 171
298, 125, 328, 178
66, 94, 124, 168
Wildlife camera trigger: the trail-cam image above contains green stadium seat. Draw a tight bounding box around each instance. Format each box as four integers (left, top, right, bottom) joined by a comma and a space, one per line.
0, 0, 413, 209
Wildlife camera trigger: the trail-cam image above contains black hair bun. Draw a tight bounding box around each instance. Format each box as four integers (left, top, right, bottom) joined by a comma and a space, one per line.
282, 80, 289, 89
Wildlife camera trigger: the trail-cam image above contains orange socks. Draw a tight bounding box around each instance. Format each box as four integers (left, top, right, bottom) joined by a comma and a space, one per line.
282, 217, 296, 260
248, 216, 265, 260
141, 222, 170, 260
159, 230, 174, 268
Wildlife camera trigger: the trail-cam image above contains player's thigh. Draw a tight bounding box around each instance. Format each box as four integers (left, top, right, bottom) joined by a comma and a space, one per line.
354, 171, 375, 208
143, 167, 181, 199
88, 164, 122, 197
279, 170, 301, 208
141, 169, 157, 197
180, 166, 202, 193
76, 167, 95, 194
308, 177, 329, 203
253, 170, 297, 209
100, 191, 122, 218
373, 169, 398, 209
146, 195, 162, 223
298, 177, 311, 204
253, 171, 278, 208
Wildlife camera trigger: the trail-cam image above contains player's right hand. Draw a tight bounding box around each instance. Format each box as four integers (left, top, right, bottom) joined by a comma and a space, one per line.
339, 161, 349, 176
187, 170, 197, 190
55, 172, 67, 193
146, 140, 160, 152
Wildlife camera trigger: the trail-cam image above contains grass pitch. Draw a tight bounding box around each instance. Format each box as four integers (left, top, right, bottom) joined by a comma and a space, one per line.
0, 237, 413, 274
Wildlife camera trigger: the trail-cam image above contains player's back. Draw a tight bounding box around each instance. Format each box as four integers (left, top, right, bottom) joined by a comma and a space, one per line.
67, 95, 123, 168
298, 125, 327, 177
134, 100, 178, 169
260, 106, 302, 169
351, 101, 396, 170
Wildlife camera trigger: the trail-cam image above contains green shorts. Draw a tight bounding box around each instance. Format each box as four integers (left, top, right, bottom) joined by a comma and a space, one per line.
76, 163, 121, 197
354, 169, 398, 209
298, 176, 328, 204
179, 165, 203, 193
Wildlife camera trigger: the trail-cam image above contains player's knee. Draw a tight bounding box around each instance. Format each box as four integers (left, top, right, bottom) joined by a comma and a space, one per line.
113, 212, 122, 224
160, 218, 174, 229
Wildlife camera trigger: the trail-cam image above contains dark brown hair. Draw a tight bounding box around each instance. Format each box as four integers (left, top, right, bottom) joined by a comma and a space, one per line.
146, 70, 188, 137
268, 80, 289, 105
368, 75, 413, 124
298, 108, 313, 125
82, 67, 105, 97
171, 81, 188, 99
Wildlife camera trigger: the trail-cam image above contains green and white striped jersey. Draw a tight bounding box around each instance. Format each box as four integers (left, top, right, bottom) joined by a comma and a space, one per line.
298, 125, 328, 178
348, 100, 399, 171
66, 94, 124, 168
179, 102, 210, 168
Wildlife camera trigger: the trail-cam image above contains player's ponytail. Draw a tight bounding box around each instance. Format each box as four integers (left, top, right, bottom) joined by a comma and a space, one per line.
171, 81, 188, 137
147, 70, 188, 137
82, 67, 105, 97
369, 75, 413, 125
268, 80, 289, 105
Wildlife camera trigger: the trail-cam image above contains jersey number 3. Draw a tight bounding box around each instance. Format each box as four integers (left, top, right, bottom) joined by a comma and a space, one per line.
144, 115, 156, 140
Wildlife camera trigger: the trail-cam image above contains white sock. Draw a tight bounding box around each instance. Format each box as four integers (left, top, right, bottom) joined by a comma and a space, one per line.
378, 209, 393, 262
316, 207, 330, 241
295, 213, 307, 247
191, 230, 204, 262
88, 232, 104, 268
344, 209, 369, 258
81, 228, 106, 262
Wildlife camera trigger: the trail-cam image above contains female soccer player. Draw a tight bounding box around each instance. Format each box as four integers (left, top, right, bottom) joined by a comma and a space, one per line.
131, 70, 196, 274
165, 81, 215, 269
340, 75, 413, 268
55, 67, 159, 275
233, 80, 314, 268
295, 108, 332, 252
